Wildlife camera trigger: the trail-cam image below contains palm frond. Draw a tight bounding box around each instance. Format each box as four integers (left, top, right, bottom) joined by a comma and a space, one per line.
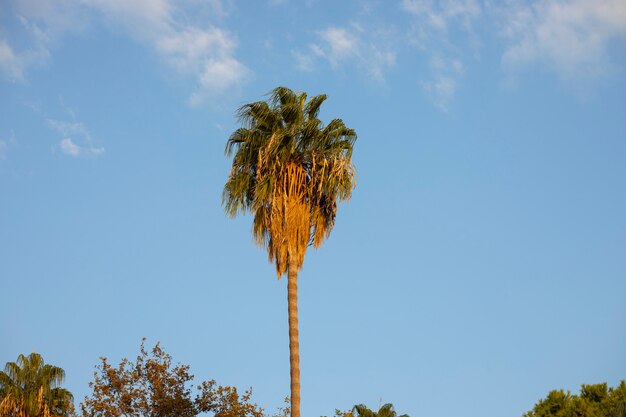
304, 94, 327, 120
0, 353, 73, 417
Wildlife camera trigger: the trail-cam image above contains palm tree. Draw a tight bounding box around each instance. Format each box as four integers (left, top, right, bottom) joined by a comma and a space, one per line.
223, 86, 357, 417
352, 403, 409, 417
0, 353, 73, 417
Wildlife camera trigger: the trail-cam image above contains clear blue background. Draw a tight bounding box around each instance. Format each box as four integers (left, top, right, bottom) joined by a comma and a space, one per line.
1, 1, 625, 416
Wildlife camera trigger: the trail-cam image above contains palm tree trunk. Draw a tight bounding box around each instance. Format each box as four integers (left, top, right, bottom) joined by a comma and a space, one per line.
287, 262, 300, 417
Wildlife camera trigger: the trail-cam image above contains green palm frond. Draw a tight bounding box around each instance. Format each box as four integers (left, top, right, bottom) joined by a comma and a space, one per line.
0, 353, 74, 417
352, 403, 408, 417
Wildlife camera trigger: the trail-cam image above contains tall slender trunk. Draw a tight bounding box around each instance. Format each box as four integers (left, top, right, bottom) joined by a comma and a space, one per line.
287, 262, 300, 417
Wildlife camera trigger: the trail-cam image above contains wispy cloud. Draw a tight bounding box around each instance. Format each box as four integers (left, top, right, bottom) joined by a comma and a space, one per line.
0, 133, 17, 160
495, 0, 626, 86
0, 40, 24, 81
0, 13, 53, 82
420, 56, 465, 111
402, 0, 481, 34
156, 26, 249, 104
80, 0, 249, 102
403, 0, 626, 102
59, 138, 82, 157
48, 119, 104, 157
3, 0, 248, 102
297, 23, 396, 83
117, 1, 250, 102
12, 0, 90, 36
402, 0, 482, 110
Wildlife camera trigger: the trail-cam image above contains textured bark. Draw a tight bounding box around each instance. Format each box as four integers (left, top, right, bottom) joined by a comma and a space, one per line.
287, 262, 300, 417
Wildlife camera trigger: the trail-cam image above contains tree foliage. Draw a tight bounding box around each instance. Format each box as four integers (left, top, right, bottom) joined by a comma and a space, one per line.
0, 353, 74, 417
81, 340, 264, 417
524, 381, 626, 417
223, 86, 357, 276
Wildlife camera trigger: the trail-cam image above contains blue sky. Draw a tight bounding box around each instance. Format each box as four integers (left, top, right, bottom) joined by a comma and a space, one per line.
1, 0, 625, 416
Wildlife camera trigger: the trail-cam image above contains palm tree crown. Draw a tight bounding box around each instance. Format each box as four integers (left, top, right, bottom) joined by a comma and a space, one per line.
0, 353, 73, 417
352, 403, 409, 417
223, 86, 357, 276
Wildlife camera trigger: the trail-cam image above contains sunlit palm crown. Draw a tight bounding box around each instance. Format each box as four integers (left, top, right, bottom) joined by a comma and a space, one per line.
223, 86, 357, 276
0, 353, 73, 417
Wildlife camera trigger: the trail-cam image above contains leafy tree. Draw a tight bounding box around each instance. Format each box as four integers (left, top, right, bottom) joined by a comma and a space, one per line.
223, 86, 357, 417
0, 352, 74, 417
81, 340, 264, 417
524, 381, 626, 417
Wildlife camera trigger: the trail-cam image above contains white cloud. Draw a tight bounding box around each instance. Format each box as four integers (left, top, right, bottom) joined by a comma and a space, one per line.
421, 76, 456, 111
157, 27, 235, 72
0, 133, 17, 159
402, 0, 482, 35
4, 0, 248, 101
420, 55, 464, 111
48, 119, 88, 137
294, 50, 316, 72
12, 0, 90, 36
59, 138, 80, 156
90, 0, 249, 101
402, 0, 482, 110
58, 137, 103, 157
0, 1, 95, 82
156, 26, 249, 102
0, 13, 55, 82
299, 24, 396, 83
497, 0, 626, 84
82, 0, 248, 101
83, 0, 172, 38
315, 28, 359, 66
403, 0, 626, 103
195, 58, 248, 95
0, 40, 24, 81
48, 119, 104, 157
0, 1, 81, 83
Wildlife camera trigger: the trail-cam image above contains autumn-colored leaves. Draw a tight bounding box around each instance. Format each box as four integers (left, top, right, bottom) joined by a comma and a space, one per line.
82, 340, 266, 417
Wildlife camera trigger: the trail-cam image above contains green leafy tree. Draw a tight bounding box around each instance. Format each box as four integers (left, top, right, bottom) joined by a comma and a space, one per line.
81, 340, 264, 417
524, 381, 626, 417
0, 353, 74, 417
223, 86, 357, 417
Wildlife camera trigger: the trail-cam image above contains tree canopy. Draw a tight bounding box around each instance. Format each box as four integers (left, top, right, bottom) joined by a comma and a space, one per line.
81, 340, 264, 417
524, 381, 626, 417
